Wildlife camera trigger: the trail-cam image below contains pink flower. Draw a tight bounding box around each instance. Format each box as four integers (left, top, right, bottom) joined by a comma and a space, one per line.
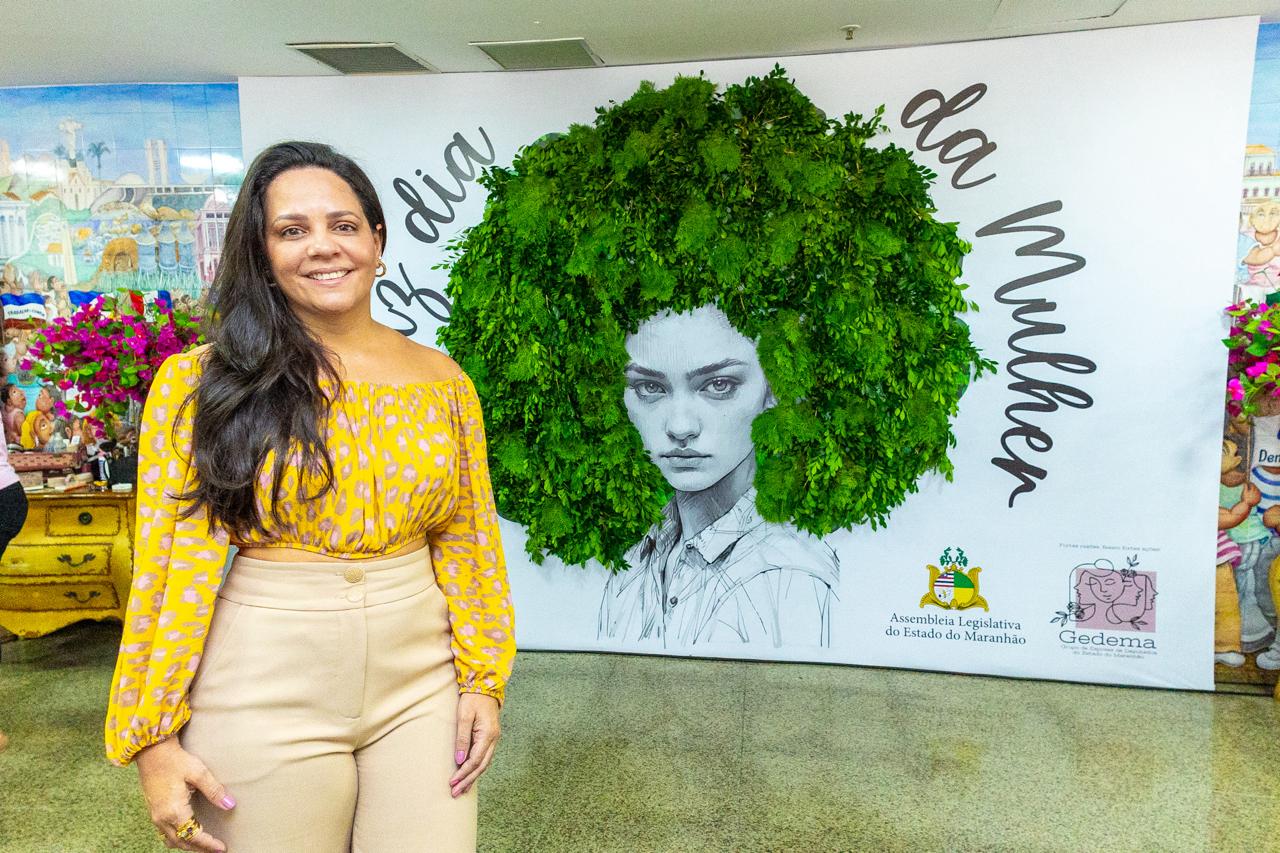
1229, 378, 1246, 401
20, 289, 201, 432
1247, 362, 1271, 379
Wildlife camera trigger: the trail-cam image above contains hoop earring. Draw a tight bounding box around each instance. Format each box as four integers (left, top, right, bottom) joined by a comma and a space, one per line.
375, 259, 388, 277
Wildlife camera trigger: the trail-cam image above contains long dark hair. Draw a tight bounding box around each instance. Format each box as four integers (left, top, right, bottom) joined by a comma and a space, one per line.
181, 141, 387, 538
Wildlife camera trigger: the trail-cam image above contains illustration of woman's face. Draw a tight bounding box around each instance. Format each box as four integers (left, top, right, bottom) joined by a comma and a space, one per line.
1251, 202, 1280, 234
1081, 571, 1129, 603
623, 304, 773, 493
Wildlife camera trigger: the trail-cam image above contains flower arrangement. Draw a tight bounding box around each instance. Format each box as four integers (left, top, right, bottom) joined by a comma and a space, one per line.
1223, 299, 1280, 416
20, 291, 202, 436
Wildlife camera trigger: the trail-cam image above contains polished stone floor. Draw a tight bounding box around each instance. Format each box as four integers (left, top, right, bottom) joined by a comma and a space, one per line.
1, 621, 1278, 852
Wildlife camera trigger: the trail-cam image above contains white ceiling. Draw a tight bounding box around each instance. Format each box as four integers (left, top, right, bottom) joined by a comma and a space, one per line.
1, 0, 1277, 85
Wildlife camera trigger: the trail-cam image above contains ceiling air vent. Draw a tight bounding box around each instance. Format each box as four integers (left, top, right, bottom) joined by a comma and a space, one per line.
471, 37, 603, 71
991, 0, 1128, 26
289, 42, 436, 75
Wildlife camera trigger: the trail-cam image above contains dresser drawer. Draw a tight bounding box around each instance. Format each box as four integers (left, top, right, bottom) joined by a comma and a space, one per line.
0, 544, 112, 578
46, 503, 122, 537
0, 580, 119, 611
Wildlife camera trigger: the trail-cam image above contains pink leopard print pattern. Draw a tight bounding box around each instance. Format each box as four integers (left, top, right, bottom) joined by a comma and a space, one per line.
105, 347, 515, 765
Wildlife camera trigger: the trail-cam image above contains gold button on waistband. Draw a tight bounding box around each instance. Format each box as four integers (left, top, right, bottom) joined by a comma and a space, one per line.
343, 566, 365, 584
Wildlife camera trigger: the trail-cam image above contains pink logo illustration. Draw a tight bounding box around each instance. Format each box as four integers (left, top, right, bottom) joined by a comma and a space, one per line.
1051, 556, 1156, 633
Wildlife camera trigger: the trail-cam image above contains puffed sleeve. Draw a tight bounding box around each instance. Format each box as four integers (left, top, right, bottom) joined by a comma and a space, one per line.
104, 348, 231, 766
430, 373, 516, 704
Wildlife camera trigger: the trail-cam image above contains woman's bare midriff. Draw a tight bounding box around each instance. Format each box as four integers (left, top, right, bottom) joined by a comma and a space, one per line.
235, 537, 429, 563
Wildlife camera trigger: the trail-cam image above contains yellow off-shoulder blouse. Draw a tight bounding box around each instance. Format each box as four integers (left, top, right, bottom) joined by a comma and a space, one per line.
105, 346, 515, 766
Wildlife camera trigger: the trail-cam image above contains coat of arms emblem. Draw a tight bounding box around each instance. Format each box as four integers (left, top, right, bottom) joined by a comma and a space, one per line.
920, 547, 989, 611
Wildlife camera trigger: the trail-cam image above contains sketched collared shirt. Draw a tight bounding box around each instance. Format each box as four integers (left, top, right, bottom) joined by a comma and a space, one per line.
598, 488, 839, 648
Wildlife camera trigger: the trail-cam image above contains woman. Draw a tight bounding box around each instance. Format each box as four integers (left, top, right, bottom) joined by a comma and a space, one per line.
105, 141, 515, 853
598, 304, 838, 648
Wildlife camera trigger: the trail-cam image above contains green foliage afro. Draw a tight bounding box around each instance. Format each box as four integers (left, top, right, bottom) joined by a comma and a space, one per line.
439, 67, 996, 570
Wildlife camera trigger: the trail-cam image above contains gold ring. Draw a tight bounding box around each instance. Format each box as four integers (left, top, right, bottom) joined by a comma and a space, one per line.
175, 817, 202, 842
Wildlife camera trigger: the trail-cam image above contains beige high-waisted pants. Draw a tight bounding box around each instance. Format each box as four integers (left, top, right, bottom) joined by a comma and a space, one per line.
181, 547, 476, 853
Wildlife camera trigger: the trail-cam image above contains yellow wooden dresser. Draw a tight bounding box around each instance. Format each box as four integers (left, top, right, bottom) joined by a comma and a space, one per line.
0, 490, 135, 638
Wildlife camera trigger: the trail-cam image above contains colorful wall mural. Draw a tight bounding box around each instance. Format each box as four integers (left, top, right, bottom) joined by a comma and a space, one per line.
1239, 25, 1280, 303
1220, 22, 1280, 685
0, 83, 242, 416
0, 84, 241, 322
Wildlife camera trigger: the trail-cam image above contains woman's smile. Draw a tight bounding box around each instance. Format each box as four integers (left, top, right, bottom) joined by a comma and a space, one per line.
305, 268, 352, 283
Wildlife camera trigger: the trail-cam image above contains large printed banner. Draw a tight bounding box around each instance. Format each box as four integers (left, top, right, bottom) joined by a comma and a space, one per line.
241, 17, 1258, 690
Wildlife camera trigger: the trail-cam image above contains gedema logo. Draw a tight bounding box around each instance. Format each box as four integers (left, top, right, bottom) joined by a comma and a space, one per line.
1050, 556, 1157, 644
920, 547, 989, 612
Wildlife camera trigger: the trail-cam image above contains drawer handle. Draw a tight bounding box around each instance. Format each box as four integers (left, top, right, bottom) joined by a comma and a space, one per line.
78, 512, 94, 525
63, 589, 101, 604
57, 553, 97, 569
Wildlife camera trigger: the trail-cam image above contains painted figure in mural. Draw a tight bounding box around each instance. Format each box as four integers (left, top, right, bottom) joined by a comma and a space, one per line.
1, 333, 16, 378
1071, 559, 1156, 630
42, 417, 70, 452
1238, 412, 1280, 664
71, 417, 99, 457
42, 275, 69, 320
19, 385, 57, 449
0, 298, 13, 384
3, 333, 33, 386
599, 304, 838, 648
1240, 200, 1280, 301
1218, 434, 1260, 666
0, 298, 17, 445
0, 384, 24, 446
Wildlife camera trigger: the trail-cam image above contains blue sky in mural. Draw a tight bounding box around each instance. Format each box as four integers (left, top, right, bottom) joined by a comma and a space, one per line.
1249, 23, 1280, 147
0, 84, 241, 183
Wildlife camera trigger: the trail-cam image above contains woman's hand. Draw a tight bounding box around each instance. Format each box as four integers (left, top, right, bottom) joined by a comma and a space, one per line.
450, 692, 501, 798
135, 739, 235, 851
